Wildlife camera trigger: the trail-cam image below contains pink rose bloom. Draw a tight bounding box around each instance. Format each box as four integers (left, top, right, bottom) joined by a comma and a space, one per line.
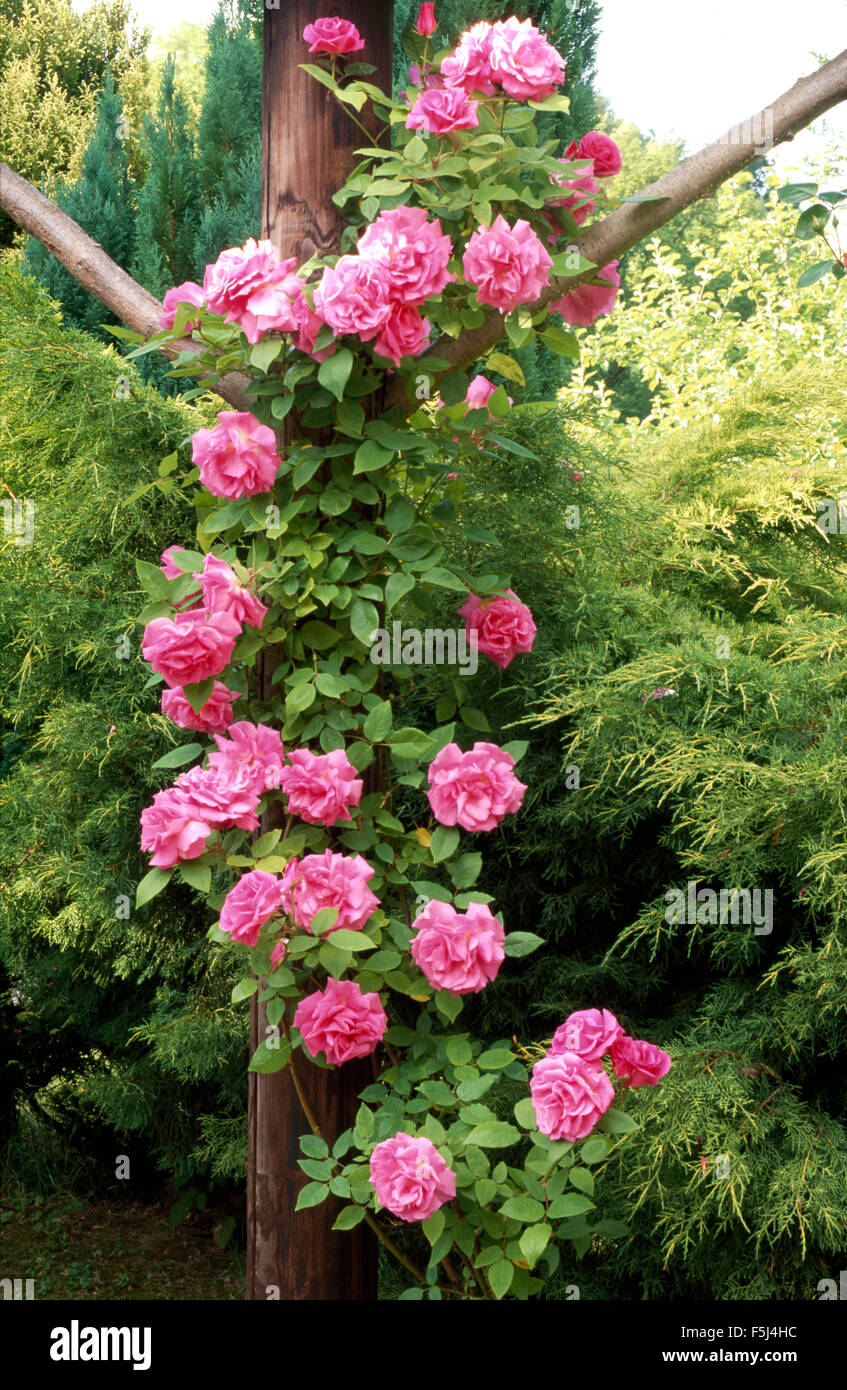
374, 302, 431, 365
406, 63, 445, 93
160, 681, 241, 734
291, 290, 334, 362
551, 260, 620, 327
140, 785, 214, 868
220, 869, 285, 947
548, 168, 599, 227
294, 978, 387, 1066
196, 553, 267, 630
458, 589, 536, 669
462, 215, 552, 313
302, 17, 364, 55
279, 748, 363, 826
280, 849, 379, 934
369, 1133, 456, 1222
141, 609, 241, 689
314, 255, 393, 343
610, 1034, 672, 1087
488, 17, 566, 102
406, 87, 478, 135
410, 900, 505, 995
441, 21, 496, 96
202, 239, 304, 344
463, 375, 497, 412
427, 741, 527, 832
159, 545, 185, 580
270, 940, 287, 967
462, 374, 513, 415
357, 206, 455, 306
416, 2, 437, 37
549, 1008, 622, 1064
140, 766, 259, 868
530, 1051, 615, 1142
565, 131, 622, 178
171, 764, 260, 831
192, 411, 282, 499
207, 720, 285, 797
159, 281, 204, 331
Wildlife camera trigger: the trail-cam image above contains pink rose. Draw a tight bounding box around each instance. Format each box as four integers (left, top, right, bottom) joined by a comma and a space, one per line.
374, 302, 431, 365
547, 168, 599, 227
530, 1051, 615, 1141
369, 1133, 456, 1222
416, 3, 437, 37
279, 748, 363, 826
294, 978, 387, 1066
159, 545, 185, 580
291, 290, 333, 361
140, 766, 260, 868
140, 786, 215, 869
141, 609, 241, 689
202, 239, 304, 344
270, 940, 287, 967
551, 260, 620, 327
357, 206, 455, 306
192, 411, 282, 499
564, 131, 622, 178
159, 281, 204, 331
314, 255, 393, 343
488, 17, 566, 102
410, 900, 505, 994
207, 720, 285, 797
196, 553, 267, 630
302, 17, 364, 55
406, 87, 478, 134
427, 741, 527, 832
463, 375, 497, 412
160, 681, 241, 734
280, 850, 379, 934
610, 1034, 672, 1087
220, 869, 285, 947
458, 589, 536, 669
549, 1008, 622, 1063
441, 21, 496, 96
462, 215, 552, 313
171, 764, 260, 831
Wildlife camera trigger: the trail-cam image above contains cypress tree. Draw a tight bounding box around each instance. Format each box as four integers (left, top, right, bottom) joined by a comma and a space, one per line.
195, 5, 262, 212
132, 56, 201, 298
23, 72, 137, 340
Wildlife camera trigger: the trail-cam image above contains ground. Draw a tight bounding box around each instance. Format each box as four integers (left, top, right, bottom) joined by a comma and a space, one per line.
0, 1189, 243, 1300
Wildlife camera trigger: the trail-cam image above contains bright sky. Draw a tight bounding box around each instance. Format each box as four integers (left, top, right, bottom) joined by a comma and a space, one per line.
74, 0, 847, 170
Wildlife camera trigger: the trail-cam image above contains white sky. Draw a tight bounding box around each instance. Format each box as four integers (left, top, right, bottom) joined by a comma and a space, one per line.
73, 0, 847, 170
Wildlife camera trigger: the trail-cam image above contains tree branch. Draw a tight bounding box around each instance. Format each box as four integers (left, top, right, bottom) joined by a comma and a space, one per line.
0, 162, 255, 412
2, 47, 845, 417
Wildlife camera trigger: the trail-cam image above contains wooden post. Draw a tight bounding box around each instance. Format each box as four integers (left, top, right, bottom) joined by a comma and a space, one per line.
246, 0, 394, 1302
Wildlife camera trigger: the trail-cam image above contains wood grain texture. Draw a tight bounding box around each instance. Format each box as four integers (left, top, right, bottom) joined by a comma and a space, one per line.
246, 0, 393, 1303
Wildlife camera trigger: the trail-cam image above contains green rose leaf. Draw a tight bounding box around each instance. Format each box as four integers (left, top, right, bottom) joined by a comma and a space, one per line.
503, 932, 544, 958
318, 348, 354, 401
136, 866, 173, 909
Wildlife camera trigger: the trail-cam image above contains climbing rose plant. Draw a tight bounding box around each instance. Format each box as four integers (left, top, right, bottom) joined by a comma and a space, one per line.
127, 10, 669, 1300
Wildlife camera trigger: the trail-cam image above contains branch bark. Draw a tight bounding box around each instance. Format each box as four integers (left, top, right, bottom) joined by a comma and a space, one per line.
0, 162, 254, 411
2, 47, 845, 415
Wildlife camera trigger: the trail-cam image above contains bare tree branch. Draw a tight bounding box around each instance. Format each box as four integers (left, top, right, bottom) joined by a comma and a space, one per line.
0, 162, 255, 412
2, 47, 846, 417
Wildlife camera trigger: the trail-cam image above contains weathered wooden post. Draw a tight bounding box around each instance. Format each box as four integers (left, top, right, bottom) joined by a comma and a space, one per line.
246, 0, 394, 1302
